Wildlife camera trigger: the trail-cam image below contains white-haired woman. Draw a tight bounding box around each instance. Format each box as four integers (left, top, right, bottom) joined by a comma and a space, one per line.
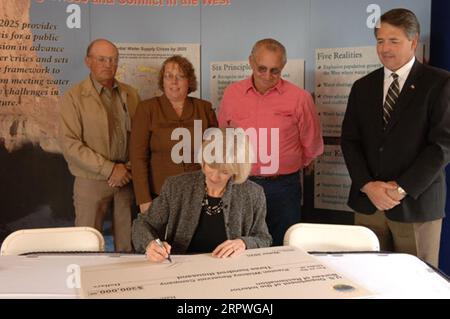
132, 128, 272, 262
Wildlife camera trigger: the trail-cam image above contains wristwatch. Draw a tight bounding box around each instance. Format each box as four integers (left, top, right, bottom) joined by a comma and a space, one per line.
397, 186, 407, 196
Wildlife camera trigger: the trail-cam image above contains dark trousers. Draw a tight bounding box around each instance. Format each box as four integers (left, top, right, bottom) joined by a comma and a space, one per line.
250, 171, 302, 246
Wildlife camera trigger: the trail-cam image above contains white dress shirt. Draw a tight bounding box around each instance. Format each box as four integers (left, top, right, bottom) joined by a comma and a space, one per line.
383, 57, 415, 104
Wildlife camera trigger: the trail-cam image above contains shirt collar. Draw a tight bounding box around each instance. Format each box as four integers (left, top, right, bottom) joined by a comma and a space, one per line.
384, 56, 415, 81
90, 75, 119, 94
244, 77, 284, 95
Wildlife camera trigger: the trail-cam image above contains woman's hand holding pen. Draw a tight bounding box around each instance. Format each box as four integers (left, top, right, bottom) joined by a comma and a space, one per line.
145, 239, 172, 263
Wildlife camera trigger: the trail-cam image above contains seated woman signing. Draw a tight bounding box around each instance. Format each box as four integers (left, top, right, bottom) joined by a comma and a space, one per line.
132, 128, 272, 261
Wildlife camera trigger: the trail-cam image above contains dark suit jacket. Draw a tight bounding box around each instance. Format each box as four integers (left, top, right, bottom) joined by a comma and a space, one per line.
341, 61, 450, 222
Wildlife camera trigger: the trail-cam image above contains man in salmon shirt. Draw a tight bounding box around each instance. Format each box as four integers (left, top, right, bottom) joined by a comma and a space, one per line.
218, 38, 324, 246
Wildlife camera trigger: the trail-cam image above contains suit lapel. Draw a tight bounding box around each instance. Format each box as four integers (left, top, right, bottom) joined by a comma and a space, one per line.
159, 94, 180, 121
370, 68, 385, 132
181, 97, 194, 120
385, 61, 423, 132
81, 77, 104, 107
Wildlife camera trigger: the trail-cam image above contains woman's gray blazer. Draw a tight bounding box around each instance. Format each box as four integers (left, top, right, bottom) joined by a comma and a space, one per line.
132, 170, 272, 253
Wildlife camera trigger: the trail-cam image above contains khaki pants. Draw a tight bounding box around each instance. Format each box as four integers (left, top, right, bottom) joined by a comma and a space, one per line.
355, 211, 442, 267
73, 177, 133, 252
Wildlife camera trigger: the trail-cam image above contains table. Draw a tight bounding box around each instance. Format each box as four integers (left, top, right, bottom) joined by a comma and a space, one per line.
0, 251, 449, 298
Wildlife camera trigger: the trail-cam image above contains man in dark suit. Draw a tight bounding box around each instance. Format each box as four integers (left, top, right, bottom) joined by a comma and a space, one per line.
341, 8, 450, 267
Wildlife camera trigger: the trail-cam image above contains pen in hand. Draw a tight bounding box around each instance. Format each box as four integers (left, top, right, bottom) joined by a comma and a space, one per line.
155, 238, 172, 263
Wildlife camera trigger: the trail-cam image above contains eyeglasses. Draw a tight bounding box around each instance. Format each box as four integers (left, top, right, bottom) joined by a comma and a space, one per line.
164, 73, 187, 81
255, 64, 282, 76
89, 55, 119, 65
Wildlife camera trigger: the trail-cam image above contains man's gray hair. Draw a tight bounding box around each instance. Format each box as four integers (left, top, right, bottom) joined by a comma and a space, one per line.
250, 38, 287, 66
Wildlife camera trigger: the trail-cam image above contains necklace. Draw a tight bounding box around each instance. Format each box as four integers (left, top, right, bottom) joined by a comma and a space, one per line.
202, 185, 225, 216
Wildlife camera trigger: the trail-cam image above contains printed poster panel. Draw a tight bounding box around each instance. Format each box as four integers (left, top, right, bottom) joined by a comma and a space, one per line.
115, 43, 201, 100
314, 144, 352, 212
315, 46, 381, 138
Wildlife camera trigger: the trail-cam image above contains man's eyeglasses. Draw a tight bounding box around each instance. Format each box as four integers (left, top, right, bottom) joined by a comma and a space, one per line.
164, 73, 187, 81
255, 65, 282, 76
90, 55, 119, 65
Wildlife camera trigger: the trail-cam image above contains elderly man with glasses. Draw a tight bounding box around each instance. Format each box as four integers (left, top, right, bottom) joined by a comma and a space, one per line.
218, 38, 323, 246
59, 38, 140, 252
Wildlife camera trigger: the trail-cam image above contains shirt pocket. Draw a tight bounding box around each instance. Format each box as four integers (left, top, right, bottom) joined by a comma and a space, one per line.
272, 110, 296, 128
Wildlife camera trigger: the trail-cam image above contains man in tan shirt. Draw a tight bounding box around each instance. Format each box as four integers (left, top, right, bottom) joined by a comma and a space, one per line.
59, 39, 140, 252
